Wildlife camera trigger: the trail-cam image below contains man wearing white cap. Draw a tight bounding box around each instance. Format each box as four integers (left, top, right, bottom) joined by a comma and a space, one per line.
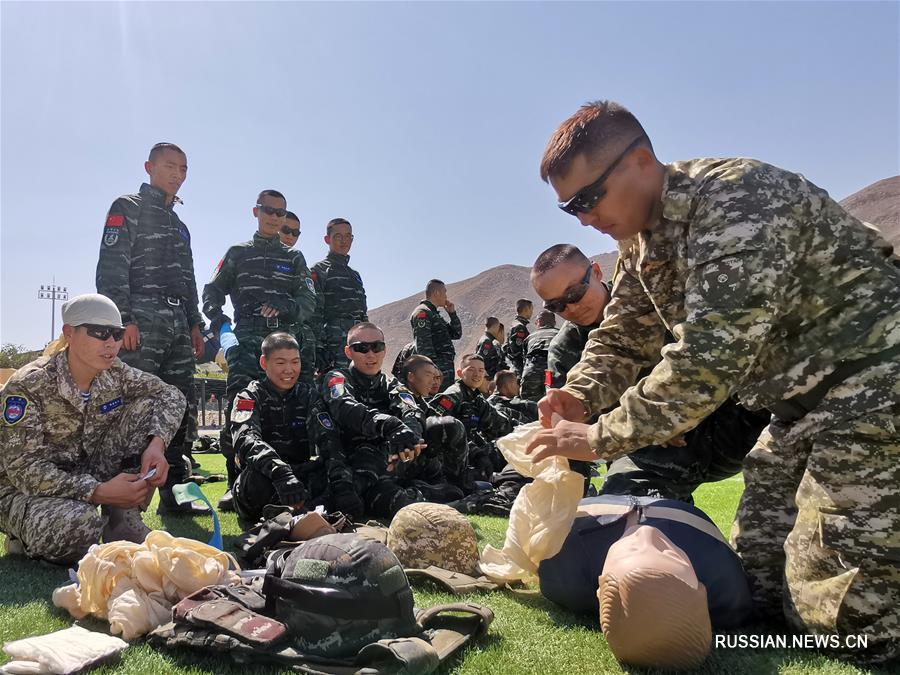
0, 294, 185, 564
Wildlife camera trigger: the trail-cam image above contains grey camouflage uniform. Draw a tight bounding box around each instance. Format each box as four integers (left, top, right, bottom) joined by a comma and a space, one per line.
311, 252, 368, 371
503, 316, 529, 376
410, 300, 462, 386
95, 182, 201, 487
563, 158, 900, 662
0, 352, 184, 563
520, 326, 559, 401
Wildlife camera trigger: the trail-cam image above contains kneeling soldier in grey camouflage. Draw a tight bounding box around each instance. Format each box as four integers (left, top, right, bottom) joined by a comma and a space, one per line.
0, 295, 184, 564
231, 333, 339, 527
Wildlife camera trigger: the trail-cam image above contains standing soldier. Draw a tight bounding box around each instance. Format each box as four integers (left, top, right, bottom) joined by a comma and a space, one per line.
279, 211, 318, 384
311, 218, 368, 372
504, 299, 533, 377
519, 310, 559, 401
202, 189, 317, 505
474, 317, 505, 380
95, 142, 207, 515
410, 279, 462, 388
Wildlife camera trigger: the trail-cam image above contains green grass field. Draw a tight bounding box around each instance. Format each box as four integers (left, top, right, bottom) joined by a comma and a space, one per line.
0, 455, 891, 675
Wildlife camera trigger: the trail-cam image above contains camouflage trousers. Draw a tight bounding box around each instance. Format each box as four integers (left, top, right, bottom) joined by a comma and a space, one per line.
232, 462, 328, 528
0, 400, 154, 564
347, 442, 426, 518
601, 399, 770, 503
118, 294, 196, 487
318, 322, 353, 372
731, 363, 900, 664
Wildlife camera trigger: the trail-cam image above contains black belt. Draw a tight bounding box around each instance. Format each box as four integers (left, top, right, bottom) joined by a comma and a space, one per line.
237, 316, 283, 329
133, 292, 183, 307
769, 343, 900, 422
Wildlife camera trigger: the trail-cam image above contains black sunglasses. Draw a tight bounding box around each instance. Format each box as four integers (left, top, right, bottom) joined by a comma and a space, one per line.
83, 324, 125, 342
256, 204, 288, 218
543, 265, 593, 313
280, 225, 300, 237
557, 136, 646, 216
349, 340, 386, 354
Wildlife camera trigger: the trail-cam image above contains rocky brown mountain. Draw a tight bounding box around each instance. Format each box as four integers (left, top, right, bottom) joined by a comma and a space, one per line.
839, 175, 899, 249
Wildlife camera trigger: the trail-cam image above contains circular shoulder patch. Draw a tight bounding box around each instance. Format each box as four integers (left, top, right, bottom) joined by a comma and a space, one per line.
696, 255, 752, 306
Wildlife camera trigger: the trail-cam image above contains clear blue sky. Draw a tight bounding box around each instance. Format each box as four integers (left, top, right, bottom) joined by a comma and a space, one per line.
2, 1, 897, 349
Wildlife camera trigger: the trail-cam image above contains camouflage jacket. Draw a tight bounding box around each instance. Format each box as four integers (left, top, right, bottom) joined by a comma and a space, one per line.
0, 352, 184, 502
321, 367, 423, 484
96, 183, 202, 327
410, 300, 462, 376
503, 317, 530, 376
202, 233, 316, 333
522, 327, 559, 379
231, 378, 339, 502
486, 393, 538, 426
431, 380, 513, 441
474, 332, 504, 379
564, 158, 900, 458
311, 251, 368, 332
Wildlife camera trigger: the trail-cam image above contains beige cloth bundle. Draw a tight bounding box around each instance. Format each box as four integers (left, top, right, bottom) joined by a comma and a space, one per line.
52, 531, 240, 640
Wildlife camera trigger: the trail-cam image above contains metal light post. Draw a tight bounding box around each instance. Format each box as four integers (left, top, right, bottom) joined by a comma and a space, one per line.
37, 281, 68, 342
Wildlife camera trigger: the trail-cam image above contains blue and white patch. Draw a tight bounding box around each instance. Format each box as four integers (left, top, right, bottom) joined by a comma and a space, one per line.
275, 263, 292, 274
305, 277, 315, 294
317, 412, 334, 430
99, 397, 123, 414
103, 227, 119, 247
470, 415, 481, 425
398, 392, 416, 408
178, 224, 191, 242
2, 396, 28, 425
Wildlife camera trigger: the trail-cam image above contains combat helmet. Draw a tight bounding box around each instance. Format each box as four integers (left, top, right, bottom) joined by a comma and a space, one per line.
263, 533, 420, 657
387, 503, 481, 577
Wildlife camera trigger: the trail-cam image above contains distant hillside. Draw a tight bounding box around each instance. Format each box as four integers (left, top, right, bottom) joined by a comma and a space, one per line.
369, 252, 618, 369
840, 175, 899, 249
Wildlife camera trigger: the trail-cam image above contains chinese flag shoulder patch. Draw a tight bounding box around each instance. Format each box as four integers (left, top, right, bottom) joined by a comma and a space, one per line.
438, 396, 453, 410
416, 311, 427, 319
235, 399, 255, 411
327, 375, 345, 387
106, 214, 124, 228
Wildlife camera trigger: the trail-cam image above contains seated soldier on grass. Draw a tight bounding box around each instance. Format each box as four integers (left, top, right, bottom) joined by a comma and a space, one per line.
321, 322, 428, 519
431, 354, 514, 483
230, 332, 340, 526
0, 294, 183, 564
487, 369, 538, 426
473, 317, 505, 381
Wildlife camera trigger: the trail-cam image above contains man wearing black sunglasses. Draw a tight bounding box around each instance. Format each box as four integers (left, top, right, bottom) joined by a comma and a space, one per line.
0, 294, 185, 564
528, 100, 900, 662
203, 189, 318, 507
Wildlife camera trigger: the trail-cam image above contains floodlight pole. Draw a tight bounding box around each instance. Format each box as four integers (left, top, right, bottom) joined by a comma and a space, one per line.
37, 279, 68, 342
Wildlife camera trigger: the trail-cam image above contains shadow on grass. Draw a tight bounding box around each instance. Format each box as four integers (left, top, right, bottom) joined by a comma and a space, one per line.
0, 552, 70, 606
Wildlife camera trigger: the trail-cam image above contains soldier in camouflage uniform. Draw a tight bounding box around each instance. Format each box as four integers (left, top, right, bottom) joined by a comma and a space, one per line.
321, 323, 428, 519
311, 218, 368, 372
487, 370, 538, 425
431, 354, 514, 482
503, 299, 533, 377
203, 189, 318, 497
230, 333, 339, 526
0, 295, 184, 564
410, 279, 462, 388
279, 211, 318, 384
530, 100, 900, 662
95, 143, 206, 515
520, 310, 559, 401
473, 317, 505, 380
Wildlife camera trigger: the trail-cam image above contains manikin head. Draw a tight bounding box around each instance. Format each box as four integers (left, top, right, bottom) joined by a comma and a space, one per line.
344, 323, 386, 376
597, 511, 711, 669
531, 244, 610, 328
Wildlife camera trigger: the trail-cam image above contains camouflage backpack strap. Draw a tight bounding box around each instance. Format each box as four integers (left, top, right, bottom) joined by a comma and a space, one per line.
404, 565, 498, 594
414, 602, 494, 662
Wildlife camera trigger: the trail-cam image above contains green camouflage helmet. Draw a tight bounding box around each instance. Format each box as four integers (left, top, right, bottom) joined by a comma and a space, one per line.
387, 503, 481, 577
264, 533, 419, 657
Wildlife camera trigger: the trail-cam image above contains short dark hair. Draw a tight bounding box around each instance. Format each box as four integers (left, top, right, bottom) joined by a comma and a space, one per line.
347, 321, 383, 344
148, 142, 185, 162
516, 299, 533, 314
257, 189, 286, 205
540, 100, 652, 182
261, 332, 299, 358
425, 279, 446, 297
400, 354, 435, 382
485, 316, 500, 329
285, 211, 300, 223
495, 369, 518, 390
460, 354, 484, 367
532, 244, 590, 276
536, 310, 556, 328
326, 218, 351, 236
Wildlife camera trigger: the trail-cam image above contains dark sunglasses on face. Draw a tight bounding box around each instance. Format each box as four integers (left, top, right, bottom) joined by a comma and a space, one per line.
349, 340, 386, 354
543, 265, 593, 313
557, 136, 646, 216
256, 204, 288, 218
83, 324, 125, 342
280, 225, 300, 237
